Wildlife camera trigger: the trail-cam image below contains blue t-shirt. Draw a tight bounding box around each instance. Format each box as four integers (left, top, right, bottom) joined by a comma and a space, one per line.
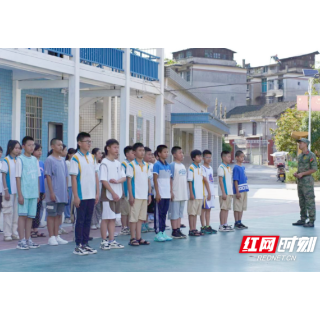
233, 164, 249, 194
39, 160, 45, 193
153, 160, 171, 199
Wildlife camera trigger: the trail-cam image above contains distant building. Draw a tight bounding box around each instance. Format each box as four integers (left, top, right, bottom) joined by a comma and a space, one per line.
225, 101, 296, 165
246, 51, 319, 105
169, 48, 247, 113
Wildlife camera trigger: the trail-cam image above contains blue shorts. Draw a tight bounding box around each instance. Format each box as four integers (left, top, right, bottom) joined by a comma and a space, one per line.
18, 198, 38, 218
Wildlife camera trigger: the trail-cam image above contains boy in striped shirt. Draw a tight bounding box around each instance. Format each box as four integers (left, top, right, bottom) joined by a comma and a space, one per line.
218, 151, 234, 232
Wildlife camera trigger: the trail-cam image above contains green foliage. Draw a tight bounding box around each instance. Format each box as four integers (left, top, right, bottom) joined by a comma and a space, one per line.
286, 167, 320, 182
288, 161, 298, 168
270, 107, 306, 157
223, 138, 232, 152
164, 59, 176, 66
301, 112, 320, 154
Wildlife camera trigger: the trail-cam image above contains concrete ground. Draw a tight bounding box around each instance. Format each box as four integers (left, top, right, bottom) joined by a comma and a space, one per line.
0, 164, 319, 272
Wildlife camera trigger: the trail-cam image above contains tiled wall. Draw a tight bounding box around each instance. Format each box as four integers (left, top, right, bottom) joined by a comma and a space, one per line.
20, 89, 68, 160
0, 69, 13, 159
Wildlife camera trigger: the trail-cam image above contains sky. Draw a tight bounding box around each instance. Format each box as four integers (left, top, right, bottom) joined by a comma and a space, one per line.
164, 47, 320, 68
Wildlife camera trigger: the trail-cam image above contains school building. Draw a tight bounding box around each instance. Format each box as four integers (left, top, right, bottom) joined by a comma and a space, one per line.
0, 48, 228, 168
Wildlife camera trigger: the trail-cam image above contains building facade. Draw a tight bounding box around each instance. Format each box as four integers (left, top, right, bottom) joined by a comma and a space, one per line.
170, 48, 247, 113
0, 48, 164, 161
246, 51, 319, 105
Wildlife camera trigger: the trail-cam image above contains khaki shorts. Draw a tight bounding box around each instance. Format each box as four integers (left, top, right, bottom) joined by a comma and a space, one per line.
219, 195, 233, 210
129, 199, 147, 223
120, 197, 130, 216
233, 192, 247, 212
187, 199, 203, 216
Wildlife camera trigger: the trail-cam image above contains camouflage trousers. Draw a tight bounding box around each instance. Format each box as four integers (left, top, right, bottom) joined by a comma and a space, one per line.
297, 176, 316, 222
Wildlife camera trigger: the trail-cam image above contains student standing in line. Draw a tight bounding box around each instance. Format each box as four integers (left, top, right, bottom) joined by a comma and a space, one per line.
1, 141, 20, 241
187, 150, 211, 236
168, 146, 188, 239
91, 147, 103, 230
200, 150, 216, 234
126, 142, 152, 246
70, 132, 100, 256
120, 146, 135, 235
233, 150, 249, 230
45, 139, 69, 246
100, 139, 126, 250
65, 148, 76, 224
31, 143, 46, 238
16, 136, 41, 249
142, 146, 155, 233
218, 151, 234, 232
153, 145, 172, 242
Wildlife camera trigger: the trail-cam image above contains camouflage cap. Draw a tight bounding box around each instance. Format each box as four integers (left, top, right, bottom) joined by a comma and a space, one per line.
297, 138, 310, 145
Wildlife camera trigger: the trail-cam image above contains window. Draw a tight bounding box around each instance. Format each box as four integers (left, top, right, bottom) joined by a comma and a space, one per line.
186, 71, 190, 82
136, 116, 143, 143
214, 52, 221, 59
178, 52, 184, 59
26, 96, 42, 145
252, 122, 257, 135
298, 82, 300, 86
278, 97, 284, 102
222, 54, 227, 60
262, 78, 267, 93
263, 66, 268, 73
268, 80, 274, 90
238, 123, 243, 135
278, 79, 284, 90
146, 120, 150, 147
129, 115, 134, 144
186, 50, 192, 58
205, 50, 213, 58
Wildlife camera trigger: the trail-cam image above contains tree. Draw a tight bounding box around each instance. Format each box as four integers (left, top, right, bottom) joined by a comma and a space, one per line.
270, 107, 306, 157
222, 138, 232, 152
301, 112, 320, 155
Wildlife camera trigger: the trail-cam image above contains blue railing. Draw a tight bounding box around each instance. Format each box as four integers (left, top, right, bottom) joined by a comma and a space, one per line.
80, 48, 124, 72
130, 49, 159, 81
43, 48, 72, 57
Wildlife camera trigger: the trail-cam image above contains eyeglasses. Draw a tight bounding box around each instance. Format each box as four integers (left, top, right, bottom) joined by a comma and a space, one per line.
81, 140, 93, 144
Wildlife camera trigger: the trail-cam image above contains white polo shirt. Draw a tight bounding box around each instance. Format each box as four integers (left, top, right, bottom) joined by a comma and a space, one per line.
170, 162, 188, 201
187, 163, 206, 200
100, 158, 125, 200
126, 159, 152, 200
217, 163, 233, 196
1, 155, 17, 194
69, 150, 98, 200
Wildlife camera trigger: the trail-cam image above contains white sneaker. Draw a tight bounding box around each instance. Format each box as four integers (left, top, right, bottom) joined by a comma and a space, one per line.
64, 218, 72, 224
12, 235, 20, 240
100, 240, 111, 250
91, 224, 97, 230
59, 227, 69, 235
56, 235, 68, 245
48, 236, 59, 246
4, 236, 12, 241
219, 225, 234, 232
109, 240, 124, 249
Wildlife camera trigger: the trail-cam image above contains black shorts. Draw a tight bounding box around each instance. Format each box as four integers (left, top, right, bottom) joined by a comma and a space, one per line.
147, 196, 155, 214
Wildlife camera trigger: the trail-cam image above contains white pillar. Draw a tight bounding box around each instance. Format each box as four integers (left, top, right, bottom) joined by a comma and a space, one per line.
120, 48, 130, 161
68, 48, 80, 148
102, 97, 111, 145
114, 96, 118, 140
155, 48, 165, 147
12, 80, 21, 140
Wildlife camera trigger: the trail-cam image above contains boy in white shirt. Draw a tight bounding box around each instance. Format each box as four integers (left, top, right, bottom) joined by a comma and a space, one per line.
218, 151, 234, 232
169, 146, 188, 239
100, 139, 126, 250
201, 150, 216, 234
127, 143, 152, 246
187, 150, 211, 236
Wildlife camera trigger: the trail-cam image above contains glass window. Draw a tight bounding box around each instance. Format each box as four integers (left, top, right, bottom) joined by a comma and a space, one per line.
238, 123, 243, 135
129, 115, 135, 145
252, 122, 257, 135
205, 50, 213, 58
214, 53, 221, 59
262, 78, 267, 93
26, 96, 42, 145
268, 80, 274, 90
186, 50, 192, 58
186, 71, 190, 82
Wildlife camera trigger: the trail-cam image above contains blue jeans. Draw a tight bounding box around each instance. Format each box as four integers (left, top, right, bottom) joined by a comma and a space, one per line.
75, 199, 95, 246
64, 187, 73, 219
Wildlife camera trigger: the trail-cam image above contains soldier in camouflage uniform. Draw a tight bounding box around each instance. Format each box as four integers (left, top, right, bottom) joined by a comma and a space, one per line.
292, 138, 318, 227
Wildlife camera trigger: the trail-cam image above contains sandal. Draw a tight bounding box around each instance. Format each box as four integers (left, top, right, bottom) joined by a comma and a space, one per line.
196, 229, 205, 236
137, 238, 150, 245
128, 238, 140, 246
31, 231, 38, 238
189, 230, 200, 237
37, 232, 46, 237
180, 224, 186, 228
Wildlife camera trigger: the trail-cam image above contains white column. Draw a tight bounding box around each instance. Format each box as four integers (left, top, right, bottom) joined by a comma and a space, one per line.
114, 96, 118, 140
12, 80, 21, 140
120, 48, 130, 161
68, 48, 80, 148
102, 97, 111, 145
155, 48, 165, 146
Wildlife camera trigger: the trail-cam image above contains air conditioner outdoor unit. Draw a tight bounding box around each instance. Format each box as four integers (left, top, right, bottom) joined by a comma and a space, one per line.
239, 130, 245, 136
